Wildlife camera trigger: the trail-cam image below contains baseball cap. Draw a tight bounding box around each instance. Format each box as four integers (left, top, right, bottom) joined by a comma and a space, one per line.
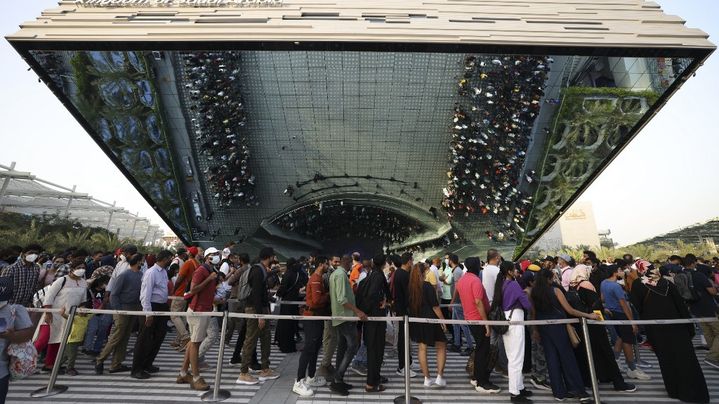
557, 254, 571, 263
222, 248, 231, 259
204, 247, 220, 257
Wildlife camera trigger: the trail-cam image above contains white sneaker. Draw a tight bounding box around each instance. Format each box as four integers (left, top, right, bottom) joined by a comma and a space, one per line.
470, 379, 478, 387
434, 375, 447, 388
306, 375, 327, 387
423, 376, 433, 387
396, 368, 418, 378
293, 380, 314, 397
626, 368, 651, 380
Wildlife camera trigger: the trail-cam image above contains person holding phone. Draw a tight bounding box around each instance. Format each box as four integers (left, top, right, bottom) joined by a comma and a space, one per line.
0, 277, 34, 401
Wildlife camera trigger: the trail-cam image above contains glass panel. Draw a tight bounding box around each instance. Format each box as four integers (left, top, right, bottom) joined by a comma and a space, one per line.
28, 50, 692, 255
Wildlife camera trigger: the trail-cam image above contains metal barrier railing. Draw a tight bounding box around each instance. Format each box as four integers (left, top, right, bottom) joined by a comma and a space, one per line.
24, 306, 718, 404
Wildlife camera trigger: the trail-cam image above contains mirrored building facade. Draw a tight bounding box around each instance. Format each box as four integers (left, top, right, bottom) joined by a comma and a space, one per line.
8, 0, 714, 258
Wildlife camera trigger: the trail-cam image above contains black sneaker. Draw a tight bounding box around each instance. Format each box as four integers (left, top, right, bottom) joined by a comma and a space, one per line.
339, 381, 353, 390
520, 388, 533, 397
511, 394, 532, 403
330, 382, 350, 396
131, 371, 151, 380
614, 382, 636, 392
94, 362, 104, 375
530, 375, 551, 391
145, 365, 160, 374
109, 365, 131, 373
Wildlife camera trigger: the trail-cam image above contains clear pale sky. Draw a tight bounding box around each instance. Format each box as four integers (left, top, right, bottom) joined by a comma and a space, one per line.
1, 1, 716, 245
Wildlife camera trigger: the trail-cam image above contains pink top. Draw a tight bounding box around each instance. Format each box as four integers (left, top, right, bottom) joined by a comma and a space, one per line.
456, 272, 490, 320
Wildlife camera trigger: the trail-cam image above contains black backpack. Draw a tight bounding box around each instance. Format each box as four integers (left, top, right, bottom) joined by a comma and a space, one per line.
565, 283, 591, 313
674, 271, 702, 303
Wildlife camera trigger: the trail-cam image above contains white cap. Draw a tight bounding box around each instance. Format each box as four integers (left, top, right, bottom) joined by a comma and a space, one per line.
222, 248, 231, 258
204, 247, 220, 257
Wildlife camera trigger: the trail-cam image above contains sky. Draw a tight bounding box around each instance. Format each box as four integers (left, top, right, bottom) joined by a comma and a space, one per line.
0, 1, 717, 246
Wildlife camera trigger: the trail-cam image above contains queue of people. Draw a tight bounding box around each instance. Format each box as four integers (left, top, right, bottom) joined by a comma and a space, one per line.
0, 243, 716, 404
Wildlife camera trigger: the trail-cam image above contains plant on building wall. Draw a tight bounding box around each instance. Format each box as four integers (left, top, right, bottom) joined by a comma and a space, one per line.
34, 50, 191, 241
517, 87, 659, 256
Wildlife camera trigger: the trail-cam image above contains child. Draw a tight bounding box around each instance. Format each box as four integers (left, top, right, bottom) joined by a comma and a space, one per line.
59, 298, 92, 376
82, 275, 111, 356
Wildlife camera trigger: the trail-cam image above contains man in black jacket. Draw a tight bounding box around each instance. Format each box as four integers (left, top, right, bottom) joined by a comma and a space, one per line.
359, 254, 390, 392
235, 247, 280, 385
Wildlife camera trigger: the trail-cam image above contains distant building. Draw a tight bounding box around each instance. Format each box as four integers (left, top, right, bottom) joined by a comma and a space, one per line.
535, 201, 601, 251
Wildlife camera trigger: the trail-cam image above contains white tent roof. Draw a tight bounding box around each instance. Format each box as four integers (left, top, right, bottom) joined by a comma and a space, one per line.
0, 162, 163, 244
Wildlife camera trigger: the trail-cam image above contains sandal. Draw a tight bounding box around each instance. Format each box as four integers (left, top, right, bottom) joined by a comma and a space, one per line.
365, 384, 386, 393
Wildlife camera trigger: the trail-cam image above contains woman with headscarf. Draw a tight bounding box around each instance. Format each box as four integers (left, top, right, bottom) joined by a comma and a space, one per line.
568, 265, 636, 392
629, 265, 709, 403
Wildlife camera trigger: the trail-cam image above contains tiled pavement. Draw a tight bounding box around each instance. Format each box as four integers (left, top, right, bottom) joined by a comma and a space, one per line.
9, 328, 719, 404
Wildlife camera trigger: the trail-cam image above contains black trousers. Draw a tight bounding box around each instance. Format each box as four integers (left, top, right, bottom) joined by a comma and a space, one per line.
296, 319, 324, 381
397, 317, 413, 370
469, 325, 491, 385
364, 320, 386, 386
132, 302, 168, 374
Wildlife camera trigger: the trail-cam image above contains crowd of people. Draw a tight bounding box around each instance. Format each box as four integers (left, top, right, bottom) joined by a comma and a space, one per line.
442, 55, 551, 240
274, 203, 425, 246
0, 243, 716, 403
182, 51, 258, 208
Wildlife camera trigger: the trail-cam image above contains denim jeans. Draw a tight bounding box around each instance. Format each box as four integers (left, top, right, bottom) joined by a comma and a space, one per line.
452, 305, 474, 349
84, 314, 113, 352
334, 321, 359, 383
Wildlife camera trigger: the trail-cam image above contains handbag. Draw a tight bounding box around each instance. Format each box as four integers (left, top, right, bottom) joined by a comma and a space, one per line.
6, 305, 38, 380
466, 348, 475, 375
486, 338, 500, 371
566, 323, 581, 348
489, 304, 514, 335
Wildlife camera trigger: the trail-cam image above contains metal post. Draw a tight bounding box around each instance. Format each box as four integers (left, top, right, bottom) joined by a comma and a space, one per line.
581, 318, 601, 404
201, 312, 231, 402
394, 315, 421, 404
31, 306, 77, 398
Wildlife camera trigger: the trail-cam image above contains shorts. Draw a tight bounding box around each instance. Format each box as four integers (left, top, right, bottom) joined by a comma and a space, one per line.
187, 308, 209, 343
610, 311, 636, 344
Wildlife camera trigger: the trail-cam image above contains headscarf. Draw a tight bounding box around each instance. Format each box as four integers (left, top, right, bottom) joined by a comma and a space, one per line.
642, 265, 663, 287
569, 264, 595, 291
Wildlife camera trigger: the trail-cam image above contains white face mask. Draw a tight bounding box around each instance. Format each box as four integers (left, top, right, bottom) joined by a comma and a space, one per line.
73, 269, 86, 277
210, 255, 221, 265
25, 254, 38, 263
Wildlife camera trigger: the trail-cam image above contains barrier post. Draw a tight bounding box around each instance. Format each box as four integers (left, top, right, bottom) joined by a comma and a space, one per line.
393, 315, 421, 404
581, 318, 601, 404
31, 306, 76, 398
201, 311, 231, 402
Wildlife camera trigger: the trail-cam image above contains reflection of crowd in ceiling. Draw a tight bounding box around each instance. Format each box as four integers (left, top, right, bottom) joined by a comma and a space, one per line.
274, 202, 425, 245
183, 52, 258, 208
442, 55, 550, 242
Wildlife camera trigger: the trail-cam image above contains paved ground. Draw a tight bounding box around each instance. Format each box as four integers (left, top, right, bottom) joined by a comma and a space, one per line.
9, 327, 719, 404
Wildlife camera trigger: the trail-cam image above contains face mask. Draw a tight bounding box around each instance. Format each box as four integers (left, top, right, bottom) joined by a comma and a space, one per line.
210, 255, 221, 265
25, 254, 38, 263
73, 269, 86, 277
445, 259, 450, 266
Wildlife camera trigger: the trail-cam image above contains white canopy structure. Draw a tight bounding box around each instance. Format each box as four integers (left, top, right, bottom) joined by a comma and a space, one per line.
0, 162, 163, 245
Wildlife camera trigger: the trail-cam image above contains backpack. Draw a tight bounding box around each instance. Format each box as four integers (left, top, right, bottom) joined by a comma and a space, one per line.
566, 284, 590, 313
32, 277, 67, 308
674, 271, 701, 303
355, 273, 372, 314
237, 264, 261, 302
